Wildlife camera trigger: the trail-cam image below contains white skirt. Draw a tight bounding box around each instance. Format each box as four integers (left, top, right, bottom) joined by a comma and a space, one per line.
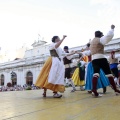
48, 57, 65, 85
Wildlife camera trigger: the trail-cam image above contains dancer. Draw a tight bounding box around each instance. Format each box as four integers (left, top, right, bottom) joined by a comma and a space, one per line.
85, 60, 110, 94
82, 43, 91, 62
90, 24, 120, 97
72, 54, 87, 90
70, 55, 79, 81
63, 46, 76, 92
108, 51, 120, 86
82, 43, 109, 94
82, 43, 92, 93
35, 35, 71, 98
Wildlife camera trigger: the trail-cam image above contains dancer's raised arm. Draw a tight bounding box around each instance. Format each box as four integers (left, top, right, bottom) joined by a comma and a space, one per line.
55, 35, 67, 48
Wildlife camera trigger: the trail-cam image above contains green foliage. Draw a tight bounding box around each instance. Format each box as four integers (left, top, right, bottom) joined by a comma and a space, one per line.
25, 87, 31, 90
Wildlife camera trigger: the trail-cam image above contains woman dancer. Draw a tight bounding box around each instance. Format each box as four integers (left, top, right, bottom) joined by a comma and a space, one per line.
35, 35, 73, 98
72, 54, 87, 90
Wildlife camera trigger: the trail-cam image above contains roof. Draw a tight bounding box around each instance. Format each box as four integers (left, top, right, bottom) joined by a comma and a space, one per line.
31, 40, 47, 47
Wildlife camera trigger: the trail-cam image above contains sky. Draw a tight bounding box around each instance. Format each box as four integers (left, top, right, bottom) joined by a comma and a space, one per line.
0, 0, 120, 53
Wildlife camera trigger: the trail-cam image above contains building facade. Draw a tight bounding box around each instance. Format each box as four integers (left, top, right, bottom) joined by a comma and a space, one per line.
0, 38, 120, 86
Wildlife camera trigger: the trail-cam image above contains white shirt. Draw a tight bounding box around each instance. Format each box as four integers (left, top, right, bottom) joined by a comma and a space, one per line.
100, 29, 114, 45
70, 59, 78, 67
79, 61, 86, 67
82, 50, 91, 56
64, 51, 74, 60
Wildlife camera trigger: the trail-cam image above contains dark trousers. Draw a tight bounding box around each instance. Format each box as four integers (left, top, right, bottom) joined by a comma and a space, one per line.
92, 58, 111, 75
91, 58, 119, 95
65, 68, 71, 79
111, 68, 119, 78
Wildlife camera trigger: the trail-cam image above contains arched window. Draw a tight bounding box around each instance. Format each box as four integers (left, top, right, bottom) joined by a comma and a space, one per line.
11, 72, 17, 86
26, 71, 33, 86
1, 74, 5, 86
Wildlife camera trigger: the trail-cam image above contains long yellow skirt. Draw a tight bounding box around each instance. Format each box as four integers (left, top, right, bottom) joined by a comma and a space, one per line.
72, 68, 85, 86
35, 57, 65, 92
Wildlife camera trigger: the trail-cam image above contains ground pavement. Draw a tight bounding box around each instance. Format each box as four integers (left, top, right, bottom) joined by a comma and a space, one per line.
0, 87, 120, 120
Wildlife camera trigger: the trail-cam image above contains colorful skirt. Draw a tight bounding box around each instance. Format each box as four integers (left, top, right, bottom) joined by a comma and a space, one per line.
85, 62, 110, 90
35, 57, 65, 92
72, 67, 85, 86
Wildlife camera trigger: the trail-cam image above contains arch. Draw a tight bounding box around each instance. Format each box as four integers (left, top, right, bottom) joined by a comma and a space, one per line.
11, 72, 17, 86
0, 74, 5, 86
26, 71, 33, 86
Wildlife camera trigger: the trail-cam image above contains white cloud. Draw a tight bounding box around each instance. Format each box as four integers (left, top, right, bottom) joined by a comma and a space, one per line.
90, 0, 120, 19
90, 0, 112, 5
90, 0, 120, 38
0, 0, 120, 55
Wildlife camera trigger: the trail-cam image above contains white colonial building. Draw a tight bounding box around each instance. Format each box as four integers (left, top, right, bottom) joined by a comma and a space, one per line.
0, 37, 120, 86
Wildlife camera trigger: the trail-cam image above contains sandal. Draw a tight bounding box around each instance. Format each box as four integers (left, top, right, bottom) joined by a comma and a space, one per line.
71, 89, 76, 92
53, 93, 62, 98
92, 92, 102, 97
88, 91, 92, 94
115, 89, 120, 95
80, 88, 85, 91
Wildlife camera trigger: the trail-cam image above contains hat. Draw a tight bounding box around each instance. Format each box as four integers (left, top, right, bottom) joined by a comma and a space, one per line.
95, 31, 103, 37
64, 46, 69, 49
111, 51, 115, 54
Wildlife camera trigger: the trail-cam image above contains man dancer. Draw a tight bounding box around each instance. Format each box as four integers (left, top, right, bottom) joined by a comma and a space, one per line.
82, 43, 108, 93
63, 46, 76, 92
108, 51, 120, 86
90, 24, 120, 97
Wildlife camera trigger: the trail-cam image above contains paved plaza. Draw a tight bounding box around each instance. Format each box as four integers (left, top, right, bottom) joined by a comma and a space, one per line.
0, 87, 120, 120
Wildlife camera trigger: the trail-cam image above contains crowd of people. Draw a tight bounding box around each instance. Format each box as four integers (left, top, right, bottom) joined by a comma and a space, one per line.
35, 24, 120, 98
0, 84, 40, 92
